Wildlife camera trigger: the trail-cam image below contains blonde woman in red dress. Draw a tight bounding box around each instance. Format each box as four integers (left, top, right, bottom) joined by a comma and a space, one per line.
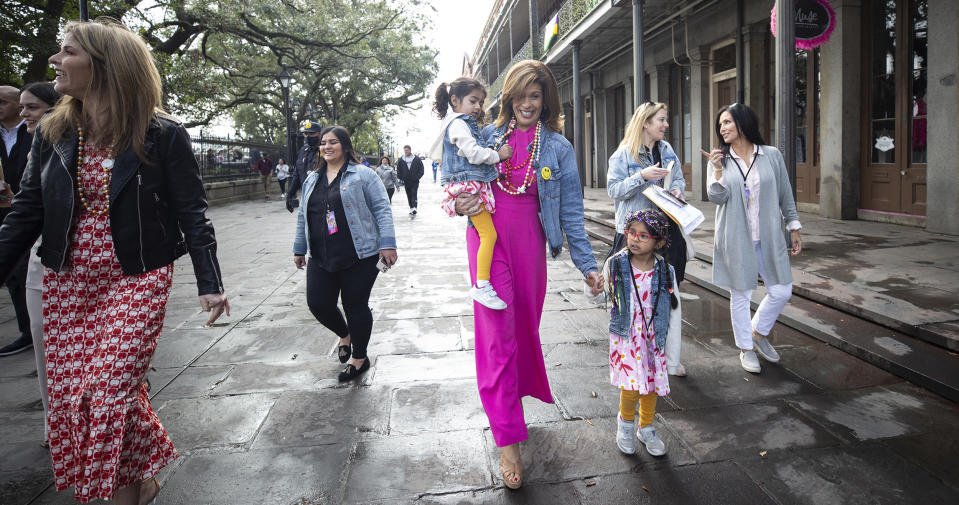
0, 20, 229, 504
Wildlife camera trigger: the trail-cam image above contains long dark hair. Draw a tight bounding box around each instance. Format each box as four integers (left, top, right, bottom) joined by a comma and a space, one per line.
317, 125, 361, 170
433, 77, 487, 120
22, 82, 61, 107
380, 156, 391, 166
714, 103, 766, 155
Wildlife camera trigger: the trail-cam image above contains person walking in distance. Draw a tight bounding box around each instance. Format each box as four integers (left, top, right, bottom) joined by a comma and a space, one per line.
0, 85, 35, 357
375, 156, 399, 202
275, 157, 290, 198
396, 144, 424, 214
256, 153, 274, 198
286, 120, 323, 213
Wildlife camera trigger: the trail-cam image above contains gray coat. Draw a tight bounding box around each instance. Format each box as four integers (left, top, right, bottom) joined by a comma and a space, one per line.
707, 145, 799, 291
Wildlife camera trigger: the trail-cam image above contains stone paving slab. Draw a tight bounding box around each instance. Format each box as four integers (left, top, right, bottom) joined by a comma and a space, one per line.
344, 431, 491, 503
738, 444, 959, 505
192, 325, 336, 366
662, 401, 841, 463
155, 393, 278, 450
253, 387, 392, 449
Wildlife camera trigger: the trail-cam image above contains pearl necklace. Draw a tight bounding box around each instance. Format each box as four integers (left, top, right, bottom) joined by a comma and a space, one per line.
495, 119, 542, 195
76, 127, 114, 215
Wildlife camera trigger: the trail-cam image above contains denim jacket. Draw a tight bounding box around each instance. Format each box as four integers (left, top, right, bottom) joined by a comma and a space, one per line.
293, 162, 396, 259
604, 251, 675, 350
438, 113, 498, 185
481, 123, 598, 276
607, 140, 685, 233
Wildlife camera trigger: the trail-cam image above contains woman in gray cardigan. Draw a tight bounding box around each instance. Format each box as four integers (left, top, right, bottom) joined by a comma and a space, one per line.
702, 103, 802, 374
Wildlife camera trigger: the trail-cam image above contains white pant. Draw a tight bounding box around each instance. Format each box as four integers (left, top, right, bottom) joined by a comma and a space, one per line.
729, 241, 792, 351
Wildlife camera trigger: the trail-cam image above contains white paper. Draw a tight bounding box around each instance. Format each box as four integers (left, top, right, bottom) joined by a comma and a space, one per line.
642, 185, 705, 235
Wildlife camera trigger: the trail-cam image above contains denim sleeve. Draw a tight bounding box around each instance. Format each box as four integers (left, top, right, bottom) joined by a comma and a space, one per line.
556, 140, 599, 276
363, 171, 397, 250
293, 191, 308, 256
606, 148, 650, 201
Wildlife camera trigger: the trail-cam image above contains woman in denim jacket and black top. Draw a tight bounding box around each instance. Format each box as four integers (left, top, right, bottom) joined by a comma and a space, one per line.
455, 60, 603, 489
293, 126, 396, 382
607, 102, 688, 282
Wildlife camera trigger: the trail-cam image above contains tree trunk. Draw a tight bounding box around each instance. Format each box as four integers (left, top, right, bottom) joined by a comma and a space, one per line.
23, 0, 67, 83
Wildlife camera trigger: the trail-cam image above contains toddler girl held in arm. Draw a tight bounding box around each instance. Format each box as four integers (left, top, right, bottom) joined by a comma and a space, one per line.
430, 77, 513, 310
604, 209, 682, 456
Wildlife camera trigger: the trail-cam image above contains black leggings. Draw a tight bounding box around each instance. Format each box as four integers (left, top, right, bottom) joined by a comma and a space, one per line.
306, 255, 379, 359
386, 187, 394, 201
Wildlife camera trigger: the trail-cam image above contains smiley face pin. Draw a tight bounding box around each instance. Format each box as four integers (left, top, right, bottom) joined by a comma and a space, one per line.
541, 166, 552, 180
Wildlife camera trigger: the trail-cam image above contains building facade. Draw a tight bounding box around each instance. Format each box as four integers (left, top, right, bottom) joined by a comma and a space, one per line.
470, 0, 959, 235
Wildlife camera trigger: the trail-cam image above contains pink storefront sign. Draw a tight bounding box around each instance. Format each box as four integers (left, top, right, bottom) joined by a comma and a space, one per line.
770, 0, 837, 50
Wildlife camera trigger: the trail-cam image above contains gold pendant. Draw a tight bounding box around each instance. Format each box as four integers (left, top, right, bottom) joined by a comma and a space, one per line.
541, 166, 551, 180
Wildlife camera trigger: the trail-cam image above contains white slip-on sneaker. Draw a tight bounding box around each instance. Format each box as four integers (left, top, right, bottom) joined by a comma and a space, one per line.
667, 363, 687, 377
753, 335, 781, 363
616, 415, 636, 455
637, 425, 666, 456
740, 350, 762, 374
471, 283, 507, 310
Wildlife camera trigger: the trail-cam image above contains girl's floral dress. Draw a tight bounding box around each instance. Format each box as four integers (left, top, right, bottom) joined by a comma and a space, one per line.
609, 266, 670, 395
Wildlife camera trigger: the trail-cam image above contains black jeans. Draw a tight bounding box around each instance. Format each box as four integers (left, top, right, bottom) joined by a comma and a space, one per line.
5, 254, 30, 337
278, 178, 287, 194
386, 187, 394, 202
404, 181, 419, 209
306, 255, 379, 359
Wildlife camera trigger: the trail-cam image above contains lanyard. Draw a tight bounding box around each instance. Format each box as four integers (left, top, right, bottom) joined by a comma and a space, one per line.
737, 150, 758, 183
629, 259, 660, 338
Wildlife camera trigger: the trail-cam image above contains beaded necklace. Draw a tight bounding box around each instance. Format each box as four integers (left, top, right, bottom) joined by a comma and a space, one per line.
494, 119, 542, 195
76, 126, 114, 215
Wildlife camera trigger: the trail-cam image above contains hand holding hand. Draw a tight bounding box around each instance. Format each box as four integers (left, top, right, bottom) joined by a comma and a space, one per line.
199, 293, 230, 326
293, 255, 306, 269
497, 144, 514, 161
454, 193, 483, 216
640, 163, 670, 182
585, 271, 604, 296
790, 230, 803, 256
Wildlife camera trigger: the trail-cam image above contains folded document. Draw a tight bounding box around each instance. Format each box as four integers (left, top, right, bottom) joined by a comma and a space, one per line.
642, 185, 705, 235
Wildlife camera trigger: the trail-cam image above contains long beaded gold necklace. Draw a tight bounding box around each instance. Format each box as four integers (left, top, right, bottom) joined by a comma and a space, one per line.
76, 126, 114, 215
495, 119, 542, 195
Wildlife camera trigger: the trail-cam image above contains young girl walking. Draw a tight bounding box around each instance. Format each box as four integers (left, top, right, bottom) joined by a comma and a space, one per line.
430, 77, 513, 310
603, 209, 682, 456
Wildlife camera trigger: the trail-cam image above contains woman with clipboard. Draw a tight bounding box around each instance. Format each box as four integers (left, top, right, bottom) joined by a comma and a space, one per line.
606, 103, 689, 280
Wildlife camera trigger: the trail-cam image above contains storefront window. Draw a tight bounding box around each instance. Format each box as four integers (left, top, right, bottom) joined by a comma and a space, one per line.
869, 1, 897, 164
910, 0, 927, 164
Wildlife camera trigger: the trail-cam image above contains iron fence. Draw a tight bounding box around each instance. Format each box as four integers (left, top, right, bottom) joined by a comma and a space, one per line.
190, 135, 285, 182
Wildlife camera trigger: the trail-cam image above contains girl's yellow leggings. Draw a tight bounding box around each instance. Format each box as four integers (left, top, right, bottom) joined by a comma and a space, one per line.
619, 388, 657, 427
472, 209, 496, 281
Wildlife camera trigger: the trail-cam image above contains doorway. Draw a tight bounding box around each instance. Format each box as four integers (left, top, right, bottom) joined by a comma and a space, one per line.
860, 0, 927, 216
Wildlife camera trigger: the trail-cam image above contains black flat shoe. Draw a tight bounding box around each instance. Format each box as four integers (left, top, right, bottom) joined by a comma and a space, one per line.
338, 358, 370, 382
337, 343, 351, 363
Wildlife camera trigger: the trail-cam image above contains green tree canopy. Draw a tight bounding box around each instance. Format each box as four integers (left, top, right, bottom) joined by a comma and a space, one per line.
1, 0, 438, 139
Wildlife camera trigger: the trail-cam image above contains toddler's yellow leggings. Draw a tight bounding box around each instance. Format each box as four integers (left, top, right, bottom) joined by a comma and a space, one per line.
472, 209, 497, 282
619, 388, 657, 428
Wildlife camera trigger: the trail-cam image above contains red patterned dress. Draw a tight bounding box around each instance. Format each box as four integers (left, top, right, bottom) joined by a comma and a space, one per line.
42, 144, 177, 503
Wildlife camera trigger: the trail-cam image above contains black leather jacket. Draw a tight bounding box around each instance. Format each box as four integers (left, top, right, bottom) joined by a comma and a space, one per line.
0, 114, 224, 295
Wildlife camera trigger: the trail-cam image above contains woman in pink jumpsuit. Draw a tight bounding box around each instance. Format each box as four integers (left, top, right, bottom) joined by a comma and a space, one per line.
458, 60, 603, 489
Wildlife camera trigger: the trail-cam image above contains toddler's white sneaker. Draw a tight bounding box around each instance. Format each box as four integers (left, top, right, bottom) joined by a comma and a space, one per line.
471, 283, 507, 310
637, 425, 666, 456
616, 415, 635, 455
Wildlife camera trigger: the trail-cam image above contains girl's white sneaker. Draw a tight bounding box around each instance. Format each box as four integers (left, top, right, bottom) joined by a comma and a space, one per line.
616, 415, 636, 454
471, 283, 507, 310
637, 426, 666, 456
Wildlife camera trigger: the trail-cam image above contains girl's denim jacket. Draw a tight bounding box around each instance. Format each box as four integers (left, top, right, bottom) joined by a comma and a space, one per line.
440, 113, 498, 185
607, 140, 685, 233
604, 251, 675, 351
480, 123, 598, 276
293, 163, 396, 259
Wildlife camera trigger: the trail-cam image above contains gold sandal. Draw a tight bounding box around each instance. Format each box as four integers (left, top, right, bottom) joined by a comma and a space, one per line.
500, 453, 523, 490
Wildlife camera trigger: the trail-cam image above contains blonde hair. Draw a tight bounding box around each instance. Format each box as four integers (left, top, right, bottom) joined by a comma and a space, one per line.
495, 60, 564, 133
42, 18, 164, 163
618, 101, 667, 161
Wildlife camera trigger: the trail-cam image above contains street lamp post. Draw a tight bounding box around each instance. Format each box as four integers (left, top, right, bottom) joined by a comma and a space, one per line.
276, 66, 294, 170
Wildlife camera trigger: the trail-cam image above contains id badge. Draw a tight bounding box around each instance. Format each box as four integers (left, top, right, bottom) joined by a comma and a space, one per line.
326, 209, 338, 235
744, 185, 751, 206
